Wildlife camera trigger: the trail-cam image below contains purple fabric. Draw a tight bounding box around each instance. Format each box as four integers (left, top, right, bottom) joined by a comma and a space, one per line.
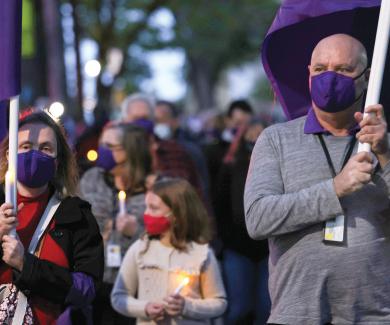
57, 273, 95, 325
132, 118, 155, 135
17, 150, 56, 188
0, 0, 22, 101
304, 108, 360, 135
96, 146, 116, 171
0, 101, 8, 143
311, 71, 356, 112
262, 0, 381, 120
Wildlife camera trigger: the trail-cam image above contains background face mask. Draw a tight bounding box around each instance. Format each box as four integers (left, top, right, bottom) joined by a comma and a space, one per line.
17, 150, 56, 188
310, 70, 365, 113
154, 123, 172, 140
96, 146, 116, 171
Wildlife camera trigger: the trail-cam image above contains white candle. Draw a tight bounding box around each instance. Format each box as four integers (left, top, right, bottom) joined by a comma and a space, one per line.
118, 191, 126, 215
174, 277, 190, 295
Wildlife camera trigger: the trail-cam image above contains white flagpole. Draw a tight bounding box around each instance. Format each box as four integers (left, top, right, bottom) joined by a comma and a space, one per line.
5, 95, 19, 237
358, 0, 390, 153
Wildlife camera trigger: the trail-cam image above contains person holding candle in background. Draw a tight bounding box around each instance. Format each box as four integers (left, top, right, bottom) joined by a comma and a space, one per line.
111, 178, 227, 324
80, 122, 152, 325
0, 110, 104, 324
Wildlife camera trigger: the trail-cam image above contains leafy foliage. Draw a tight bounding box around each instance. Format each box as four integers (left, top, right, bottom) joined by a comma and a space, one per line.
68, 0, 279, 110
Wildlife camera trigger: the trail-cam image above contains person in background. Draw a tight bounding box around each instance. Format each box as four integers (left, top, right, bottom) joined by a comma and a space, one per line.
120, 94, 205, 199
154, 100, 193, 142
111, 178, 227, 324
80, 122, 151, 325
74, 106, 110, 176
121, 93, 154, 123
154, 100, 211, 203
203, 100, 254, 230
0, 111, 103, 324
221, 100, 254, 143
216, 119, 270, 324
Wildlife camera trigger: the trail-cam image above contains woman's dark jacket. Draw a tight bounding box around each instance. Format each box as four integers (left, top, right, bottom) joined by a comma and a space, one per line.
0, 189, 104, 305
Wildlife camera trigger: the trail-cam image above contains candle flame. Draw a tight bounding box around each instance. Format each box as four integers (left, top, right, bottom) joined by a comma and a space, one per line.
181, 277, 190, 286
87, 150, 98, 162
118, 190, 126, 200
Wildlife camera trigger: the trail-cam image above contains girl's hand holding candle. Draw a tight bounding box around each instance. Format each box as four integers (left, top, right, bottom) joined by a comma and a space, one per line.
163, 276, 189, 316
164, 294, 185, 317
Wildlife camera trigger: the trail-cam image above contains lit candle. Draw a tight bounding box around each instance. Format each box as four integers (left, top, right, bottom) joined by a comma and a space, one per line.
118, 191, 126, 215
87, 149, 98, 162
174, 277, 190, 295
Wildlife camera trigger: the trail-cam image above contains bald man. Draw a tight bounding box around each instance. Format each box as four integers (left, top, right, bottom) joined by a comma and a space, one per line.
244, 34, 390, 324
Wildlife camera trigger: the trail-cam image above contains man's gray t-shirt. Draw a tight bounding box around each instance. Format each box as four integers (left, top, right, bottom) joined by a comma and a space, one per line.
244, 116, 390, 325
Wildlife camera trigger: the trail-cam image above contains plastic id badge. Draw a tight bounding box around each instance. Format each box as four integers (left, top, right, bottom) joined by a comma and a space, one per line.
106, 244, 122, 267
324, 215, 345, 242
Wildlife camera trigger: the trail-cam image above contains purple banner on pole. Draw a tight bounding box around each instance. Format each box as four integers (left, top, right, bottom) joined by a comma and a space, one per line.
0, 0, 22, 102
0, 101, 8, 142
262, 0, 382, 120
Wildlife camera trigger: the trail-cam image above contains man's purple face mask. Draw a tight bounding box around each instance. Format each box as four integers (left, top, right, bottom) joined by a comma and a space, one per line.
310, 68, 367, 113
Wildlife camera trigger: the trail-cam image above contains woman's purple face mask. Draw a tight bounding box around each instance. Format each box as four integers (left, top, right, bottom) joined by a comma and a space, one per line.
16, 123, 58, 188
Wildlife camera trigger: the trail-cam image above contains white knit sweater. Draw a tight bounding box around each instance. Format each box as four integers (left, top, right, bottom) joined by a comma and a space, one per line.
111, 238, 227, 324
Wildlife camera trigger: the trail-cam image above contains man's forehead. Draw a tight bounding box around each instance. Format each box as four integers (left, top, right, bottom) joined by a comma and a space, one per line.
311, 34, 365, 65
311, 51, 357, 66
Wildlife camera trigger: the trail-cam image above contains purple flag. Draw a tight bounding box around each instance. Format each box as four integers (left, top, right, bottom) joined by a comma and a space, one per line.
0, 0, 22, 142
262, 0, 383, 120
0, 0, 22, 101
0, 101, 8, 142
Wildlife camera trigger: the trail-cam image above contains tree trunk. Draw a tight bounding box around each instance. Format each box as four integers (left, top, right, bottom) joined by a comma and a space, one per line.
188, 56, 216, 111
40, 0, 66, 103
69, 0, 83, 122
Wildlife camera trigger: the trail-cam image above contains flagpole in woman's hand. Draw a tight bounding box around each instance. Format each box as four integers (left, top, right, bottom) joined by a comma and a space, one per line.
6, 96, 19, 237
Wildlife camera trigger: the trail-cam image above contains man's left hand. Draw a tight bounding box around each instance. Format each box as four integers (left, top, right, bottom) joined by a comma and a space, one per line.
355, 104, 390, 167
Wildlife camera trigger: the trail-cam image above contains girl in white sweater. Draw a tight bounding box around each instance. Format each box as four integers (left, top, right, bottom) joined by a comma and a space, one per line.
111, 178, 227, 324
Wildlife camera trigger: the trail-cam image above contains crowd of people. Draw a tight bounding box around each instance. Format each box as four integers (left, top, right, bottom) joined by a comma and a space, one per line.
0, 31, 389, 325
0, 86, 272, 324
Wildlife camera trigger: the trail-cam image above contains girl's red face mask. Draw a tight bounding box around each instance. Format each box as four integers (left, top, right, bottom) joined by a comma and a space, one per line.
143, 214, 171, 235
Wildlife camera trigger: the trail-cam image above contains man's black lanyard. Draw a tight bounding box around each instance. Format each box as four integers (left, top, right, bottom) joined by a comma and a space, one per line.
317, 134, 357, 177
